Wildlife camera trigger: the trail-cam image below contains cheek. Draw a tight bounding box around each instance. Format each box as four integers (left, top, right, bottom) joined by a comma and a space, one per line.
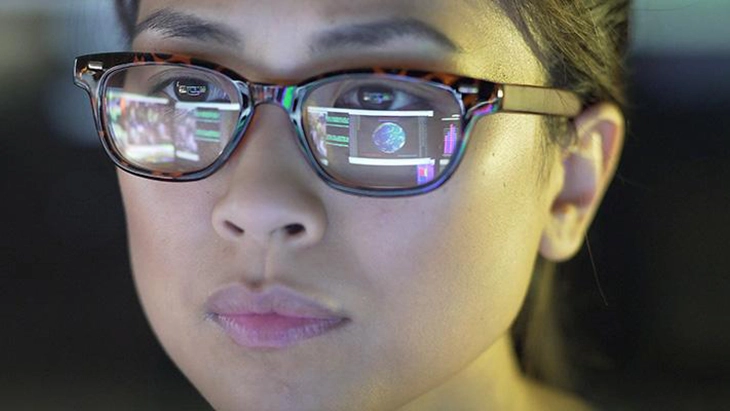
342, 115, 550, 376
118, 172, 222, 340
119, 172, 217, 268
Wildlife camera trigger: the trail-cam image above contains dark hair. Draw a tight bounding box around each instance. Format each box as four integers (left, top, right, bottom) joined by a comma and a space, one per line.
114, 0, 630, 392
500, 0, 629, 107
496, 0, 630, 392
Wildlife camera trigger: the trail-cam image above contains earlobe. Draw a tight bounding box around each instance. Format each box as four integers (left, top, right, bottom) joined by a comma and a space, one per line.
539, 103, 625, 262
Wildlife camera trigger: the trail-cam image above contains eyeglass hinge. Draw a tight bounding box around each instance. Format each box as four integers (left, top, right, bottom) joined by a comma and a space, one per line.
87, 61, 104, 71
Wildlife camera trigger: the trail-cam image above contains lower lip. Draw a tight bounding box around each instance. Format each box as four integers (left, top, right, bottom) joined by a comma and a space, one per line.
211, 313, 347, 349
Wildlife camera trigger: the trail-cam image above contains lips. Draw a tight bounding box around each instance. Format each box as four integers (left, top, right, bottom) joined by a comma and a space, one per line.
205, 285, 349, 349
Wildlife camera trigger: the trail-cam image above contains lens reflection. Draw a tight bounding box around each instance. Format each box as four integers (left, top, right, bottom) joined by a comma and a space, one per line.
303, 77, 463, 189
103, 65, 242, 174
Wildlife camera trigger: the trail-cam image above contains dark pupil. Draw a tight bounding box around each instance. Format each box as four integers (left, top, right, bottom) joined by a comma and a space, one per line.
358, 86, 394, 110
175, 79, 209, 102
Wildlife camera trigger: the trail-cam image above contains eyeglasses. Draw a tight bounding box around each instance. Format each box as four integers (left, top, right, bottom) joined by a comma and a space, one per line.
74, 52, 581, 197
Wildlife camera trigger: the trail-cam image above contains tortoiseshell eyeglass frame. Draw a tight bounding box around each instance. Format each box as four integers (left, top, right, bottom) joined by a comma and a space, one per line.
74, 52, 582, 197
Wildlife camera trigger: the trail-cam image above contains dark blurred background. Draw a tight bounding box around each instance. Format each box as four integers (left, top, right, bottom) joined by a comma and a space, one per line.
2, 1, 729, 410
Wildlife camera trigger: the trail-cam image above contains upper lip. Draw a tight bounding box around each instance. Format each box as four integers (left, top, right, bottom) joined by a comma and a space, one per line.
205, 284, 347, 319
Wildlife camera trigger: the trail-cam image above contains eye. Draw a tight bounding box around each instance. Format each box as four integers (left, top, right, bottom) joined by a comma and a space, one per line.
151, 76, 230, 103
334, 83, 431, 111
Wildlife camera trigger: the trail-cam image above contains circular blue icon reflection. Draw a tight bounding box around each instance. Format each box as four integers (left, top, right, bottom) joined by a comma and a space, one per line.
372, 122, 406, 154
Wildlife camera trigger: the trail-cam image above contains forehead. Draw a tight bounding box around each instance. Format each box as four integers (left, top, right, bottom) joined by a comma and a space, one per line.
134, 0, 544, 84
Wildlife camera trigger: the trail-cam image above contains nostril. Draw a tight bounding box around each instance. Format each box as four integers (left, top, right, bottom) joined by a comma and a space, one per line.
284, 223, 306, 236
224, 221, 245, 236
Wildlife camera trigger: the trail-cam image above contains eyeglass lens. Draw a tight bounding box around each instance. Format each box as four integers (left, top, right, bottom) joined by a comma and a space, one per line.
104, 65, 243, 174
103, 65, 465, 188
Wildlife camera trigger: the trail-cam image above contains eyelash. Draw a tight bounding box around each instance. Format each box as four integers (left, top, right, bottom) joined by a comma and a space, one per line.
151, 77, 229, 103
334, 85, 431, 111
146, 75, 435, 111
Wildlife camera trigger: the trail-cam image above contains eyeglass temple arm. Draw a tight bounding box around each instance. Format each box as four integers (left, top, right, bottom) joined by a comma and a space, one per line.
467, 83, 582, 121
501, 84, 582, 117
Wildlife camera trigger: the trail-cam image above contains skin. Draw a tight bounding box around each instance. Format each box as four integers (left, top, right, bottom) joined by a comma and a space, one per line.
121, 0, 625, 410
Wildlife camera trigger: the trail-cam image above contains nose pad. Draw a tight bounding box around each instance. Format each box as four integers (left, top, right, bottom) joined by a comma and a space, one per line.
211, 104, 327, 249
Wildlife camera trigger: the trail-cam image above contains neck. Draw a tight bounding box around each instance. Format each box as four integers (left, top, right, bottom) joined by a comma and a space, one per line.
397, 334, 533, 411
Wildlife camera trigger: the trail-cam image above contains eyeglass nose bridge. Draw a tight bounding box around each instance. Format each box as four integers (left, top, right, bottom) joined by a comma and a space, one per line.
244, 83, 299, 111
236, 82, 305, 137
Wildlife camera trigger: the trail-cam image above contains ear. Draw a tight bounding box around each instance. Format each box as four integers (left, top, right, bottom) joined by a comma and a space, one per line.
539, 102, 625, 262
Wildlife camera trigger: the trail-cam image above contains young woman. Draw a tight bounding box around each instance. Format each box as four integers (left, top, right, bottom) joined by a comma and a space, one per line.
75, 0, 628, 409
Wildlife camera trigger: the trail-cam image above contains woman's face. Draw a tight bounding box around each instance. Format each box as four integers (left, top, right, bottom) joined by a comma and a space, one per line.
123, 0, 564, 409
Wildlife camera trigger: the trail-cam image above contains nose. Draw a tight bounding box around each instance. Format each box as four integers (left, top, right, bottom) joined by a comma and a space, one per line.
211, 104, 327, 249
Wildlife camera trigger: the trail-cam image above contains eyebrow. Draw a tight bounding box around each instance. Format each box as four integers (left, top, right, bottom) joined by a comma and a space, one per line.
133, 9, 242, 47
133, 10, 460, 55
310, 18, 461, 54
